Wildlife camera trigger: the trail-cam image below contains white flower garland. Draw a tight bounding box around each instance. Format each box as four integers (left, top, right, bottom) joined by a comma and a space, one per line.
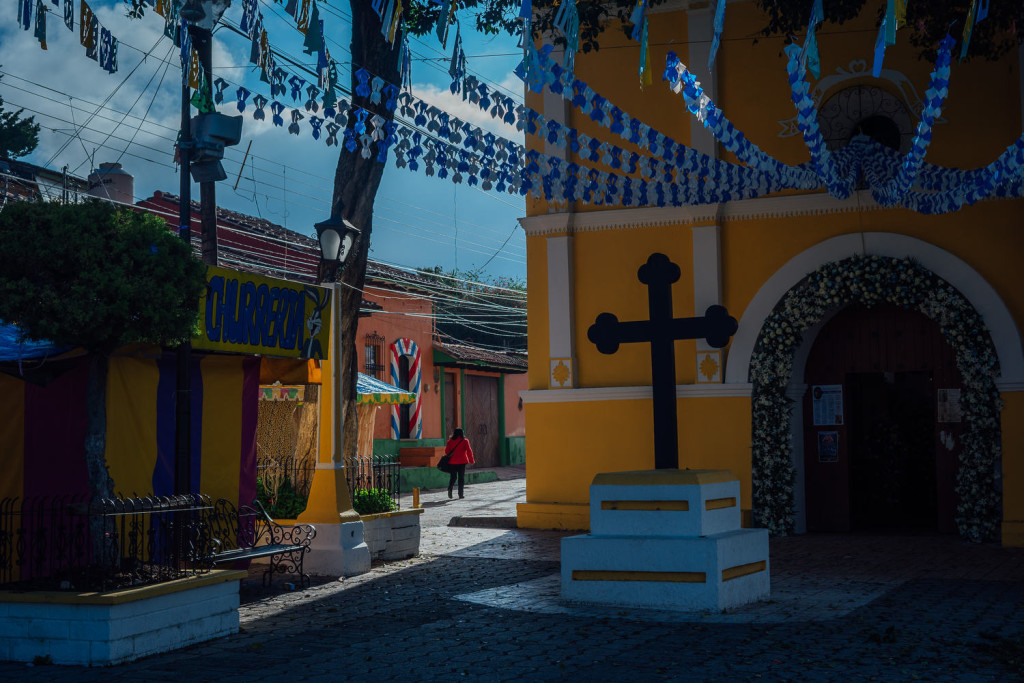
749, 255, 1002, 541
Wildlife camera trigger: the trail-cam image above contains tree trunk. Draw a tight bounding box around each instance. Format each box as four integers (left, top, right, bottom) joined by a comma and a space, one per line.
84, 352, 115, 566
335, 2, 404, 459
84, 352, 115, 501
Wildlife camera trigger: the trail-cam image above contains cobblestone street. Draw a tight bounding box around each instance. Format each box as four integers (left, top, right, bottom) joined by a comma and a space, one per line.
2, 471, 1022, 681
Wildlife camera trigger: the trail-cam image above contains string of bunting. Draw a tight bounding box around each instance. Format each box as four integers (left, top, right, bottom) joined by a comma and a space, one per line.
660, 26, 1022, 215
17, 0, 118, 73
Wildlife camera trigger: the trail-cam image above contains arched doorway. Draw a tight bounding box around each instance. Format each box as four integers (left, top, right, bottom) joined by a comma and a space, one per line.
397, 355, 411, 439
802, 303, 962, 533
748, 254, 1003, 542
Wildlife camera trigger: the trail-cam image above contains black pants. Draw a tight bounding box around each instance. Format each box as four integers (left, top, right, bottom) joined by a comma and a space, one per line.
448, 464, 467, 498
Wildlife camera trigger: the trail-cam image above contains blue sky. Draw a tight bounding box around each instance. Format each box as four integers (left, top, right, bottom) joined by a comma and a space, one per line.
0, 0, 527, 281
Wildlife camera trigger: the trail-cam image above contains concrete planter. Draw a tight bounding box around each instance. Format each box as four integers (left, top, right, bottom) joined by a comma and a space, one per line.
0, 570, 245, 666
360, 509, 424, 561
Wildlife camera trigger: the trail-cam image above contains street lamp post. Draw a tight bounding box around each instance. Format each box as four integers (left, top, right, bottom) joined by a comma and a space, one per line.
296, 208, 369, 577
315, 212, 360, 470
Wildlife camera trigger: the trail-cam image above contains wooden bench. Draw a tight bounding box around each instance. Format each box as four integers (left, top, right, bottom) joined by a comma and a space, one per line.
202, 499, 316, 588
400, 446, 445, 468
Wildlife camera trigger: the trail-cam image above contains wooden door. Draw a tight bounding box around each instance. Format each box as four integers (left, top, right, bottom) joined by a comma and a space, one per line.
847, 371, 935, 530
464, 374, 499, 467
803, 303, 962, 533
444, 373, 457, 439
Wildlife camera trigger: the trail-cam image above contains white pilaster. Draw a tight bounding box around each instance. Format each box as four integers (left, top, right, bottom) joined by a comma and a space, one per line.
691, 225, 722, 357
547, 234, 577, 388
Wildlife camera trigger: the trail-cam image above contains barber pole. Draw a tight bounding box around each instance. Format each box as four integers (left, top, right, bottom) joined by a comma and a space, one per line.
389, 338, 423, 439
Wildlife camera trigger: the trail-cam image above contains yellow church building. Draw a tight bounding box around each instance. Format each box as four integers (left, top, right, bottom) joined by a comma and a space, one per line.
517, 1, 1024, 547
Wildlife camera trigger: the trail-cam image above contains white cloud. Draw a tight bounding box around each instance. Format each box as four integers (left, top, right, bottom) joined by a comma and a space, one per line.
411, 72, 524, 144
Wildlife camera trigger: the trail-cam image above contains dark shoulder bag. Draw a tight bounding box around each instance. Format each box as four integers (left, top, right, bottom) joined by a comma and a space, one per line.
437, 437, 463, 473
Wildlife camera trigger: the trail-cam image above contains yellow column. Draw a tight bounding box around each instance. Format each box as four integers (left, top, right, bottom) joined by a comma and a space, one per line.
298, 283, 359, 524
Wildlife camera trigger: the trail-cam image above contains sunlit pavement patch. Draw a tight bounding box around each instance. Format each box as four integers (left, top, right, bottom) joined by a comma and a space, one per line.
454, 573, 892, 624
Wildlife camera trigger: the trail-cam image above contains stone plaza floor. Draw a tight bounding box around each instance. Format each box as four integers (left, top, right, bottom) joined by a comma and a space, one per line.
2, 469, 1022, 681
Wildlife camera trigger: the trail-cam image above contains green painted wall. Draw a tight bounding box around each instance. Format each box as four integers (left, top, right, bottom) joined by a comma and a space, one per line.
400, 467, 498, 491
373, 438, 445, 456
503, 436, 526, 466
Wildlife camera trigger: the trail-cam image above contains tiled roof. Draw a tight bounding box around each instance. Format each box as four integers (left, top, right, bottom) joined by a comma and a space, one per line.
146, 191, 433, 294
434, 341, 528, 372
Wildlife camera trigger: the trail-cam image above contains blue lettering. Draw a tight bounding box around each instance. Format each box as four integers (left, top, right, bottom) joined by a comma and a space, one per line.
206, 276, 224, 342
255, 284, 270, 346
264, 287, 280, 346
280, 289, 299, 350
240, 281, 257, 346
223, 278, 240, 344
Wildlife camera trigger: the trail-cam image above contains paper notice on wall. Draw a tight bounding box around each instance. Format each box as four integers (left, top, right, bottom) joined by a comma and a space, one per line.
817, 431, 839, 463
937, 388, 962, 423
812, 384, 844, 426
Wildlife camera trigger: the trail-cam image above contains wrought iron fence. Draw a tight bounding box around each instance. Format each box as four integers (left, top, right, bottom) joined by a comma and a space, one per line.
257, 455, 316, 518
344, 455, 401, 510
0, 494, 213, 592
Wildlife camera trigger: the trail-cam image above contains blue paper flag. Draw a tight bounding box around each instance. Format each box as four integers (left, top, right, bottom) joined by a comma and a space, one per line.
708, 0, 726, 69
628, 0, 645, 41
885, 0, 896, 47
872, 16, 887, 77
802, 0, 823, 79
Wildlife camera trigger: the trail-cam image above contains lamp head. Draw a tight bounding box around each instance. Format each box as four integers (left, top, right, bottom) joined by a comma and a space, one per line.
315, 213, 360, 278
181, 0, 231, 31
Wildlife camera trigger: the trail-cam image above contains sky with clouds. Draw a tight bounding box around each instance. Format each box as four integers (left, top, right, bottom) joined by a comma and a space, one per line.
0, 0, 527, 281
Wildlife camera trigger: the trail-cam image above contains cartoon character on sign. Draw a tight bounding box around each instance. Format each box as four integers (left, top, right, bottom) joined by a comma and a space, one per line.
302, 286, 329, 360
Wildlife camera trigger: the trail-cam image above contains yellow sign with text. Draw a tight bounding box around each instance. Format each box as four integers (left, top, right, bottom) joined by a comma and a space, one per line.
193, 266, 332, 360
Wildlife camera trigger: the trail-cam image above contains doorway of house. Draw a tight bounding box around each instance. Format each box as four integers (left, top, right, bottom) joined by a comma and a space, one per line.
444, 372, 457, 439
464, 374, 500, 467
803, 303, 962, 533
398, 356, 410, 439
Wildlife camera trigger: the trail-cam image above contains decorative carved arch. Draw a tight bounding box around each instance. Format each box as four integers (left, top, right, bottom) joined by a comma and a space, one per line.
725, 233, 1024, 388
748, 255, 1003, 541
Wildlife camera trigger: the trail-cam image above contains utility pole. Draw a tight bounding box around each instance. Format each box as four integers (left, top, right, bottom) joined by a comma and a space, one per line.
176, 17, 193, 499
195, 29, 218, 267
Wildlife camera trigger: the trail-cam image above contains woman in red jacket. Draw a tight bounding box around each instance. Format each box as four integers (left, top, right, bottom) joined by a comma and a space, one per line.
445, 428, 475, 499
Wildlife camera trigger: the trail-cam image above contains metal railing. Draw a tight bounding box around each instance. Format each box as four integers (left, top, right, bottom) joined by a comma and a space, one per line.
257, 455, 316, 518
0, 494, 213, 592
344, 455, 401, 510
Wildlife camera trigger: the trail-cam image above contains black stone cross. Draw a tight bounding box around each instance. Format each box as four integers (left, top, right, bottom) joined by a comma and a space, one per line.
587, 253, 738, 470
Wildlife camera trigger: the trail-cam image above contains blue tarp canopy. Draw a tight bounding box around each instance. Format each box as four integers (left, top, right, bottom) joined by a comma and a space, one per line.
355, 373, 415, 405
0, 323, 72, 362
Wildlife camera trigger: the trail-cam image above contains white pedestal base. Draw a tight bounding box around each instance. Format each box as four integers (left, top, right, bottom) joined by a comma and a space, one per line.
303, 521, 371, 577
560, 469, 770, 612
561, 528, 769, 611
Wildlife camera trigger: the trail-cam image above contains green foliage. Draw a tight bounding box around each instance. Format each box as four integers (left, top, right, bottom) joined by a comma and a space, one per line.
0, 200, 206, 353
352, 488, 397, 515
0, 73, 40, 160
754, 0, 1023, 61
256, 477, 309, 519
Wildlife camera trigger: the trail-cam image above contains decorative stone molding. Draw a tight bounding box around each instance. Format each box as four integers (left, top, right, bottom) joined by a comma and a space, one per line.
726, 232, 1024, 386
519, 190, 888, 236
520, 383, 753, 404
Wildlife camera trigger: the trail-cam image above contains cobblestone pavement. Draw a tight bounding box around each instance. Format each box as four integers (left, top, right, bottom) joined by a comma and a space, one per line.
4, 474, 1023, 681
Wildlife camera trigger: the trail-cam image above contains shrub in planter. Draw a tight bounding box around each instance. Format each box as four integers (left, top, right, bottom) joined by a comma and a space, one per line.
256, 477, 309, 519
352, 488, 397, 515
